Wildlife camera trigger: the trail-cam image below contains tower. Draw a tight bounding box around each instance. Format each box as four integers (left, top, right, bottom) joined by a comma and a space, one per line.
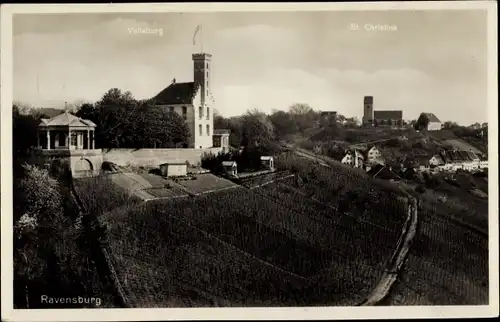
192, 53, 212, 106
363, 96, 374, 126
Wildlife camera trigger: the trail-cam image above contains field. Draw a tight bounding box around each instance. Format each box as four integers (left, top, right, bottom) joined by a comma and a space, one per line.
443, 139, 483, 154
381, 173, 489, 305
173, 173, 238, 194
99, 155, 410, 307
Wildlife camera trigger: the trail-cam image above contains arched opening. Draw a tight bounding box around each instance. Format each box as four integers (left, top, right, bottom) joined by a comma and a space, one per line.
74, 158, 94, 177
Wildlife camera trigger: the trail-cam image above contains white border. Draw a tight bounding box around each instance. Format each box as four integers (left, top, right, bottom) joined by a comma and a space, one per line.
1, 2, 498, 321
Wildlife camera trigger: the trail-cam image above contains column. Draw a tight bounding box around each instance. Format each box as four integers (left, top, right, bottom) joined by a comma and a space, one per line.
87, 129, 91, 150
68, 129, 72, 150
91, 131, 95, 149
46, 130, 51, 150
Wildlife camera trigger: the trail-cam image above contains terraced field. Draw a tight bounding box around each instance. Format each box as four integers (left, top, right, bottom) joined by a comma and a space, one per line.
101, 167, 408, 307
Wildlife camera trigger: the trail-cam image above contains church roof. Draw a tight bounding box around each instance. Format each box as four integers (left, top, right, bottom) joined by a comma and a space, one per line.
38, 111, 96, 128
152, 82, 199, 105
373, 110, 403, 120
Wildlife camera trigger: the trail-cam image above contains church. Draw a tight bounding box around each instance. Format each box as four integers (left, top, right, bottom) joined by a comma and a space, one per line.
151, 53, 219, 149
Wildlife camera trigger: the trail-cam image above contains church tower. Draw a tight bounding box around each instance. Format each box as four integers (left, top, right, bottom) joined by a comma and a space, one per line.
192, 53, 212, 106
363, 96, 374, 126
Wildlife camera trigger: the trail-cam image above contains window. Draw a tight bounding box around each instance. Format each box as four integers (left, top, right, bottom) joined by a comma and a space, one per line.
206, 107, 209, 120
182, 106, 187, 120
169, 106, 174, 113
71, 132, 77, 146
199, 124, 202, 136
199, 106, 203, 119
206, 124, 210, 136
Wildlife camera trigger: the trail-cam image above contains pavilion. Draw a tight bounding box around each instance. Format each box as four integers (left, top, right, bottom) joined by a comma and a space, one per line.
37, 111, 96, 150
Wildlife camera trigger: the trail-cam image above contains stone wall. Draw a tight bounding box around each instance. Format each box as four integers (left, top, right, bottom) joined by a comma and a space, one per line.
102, 147, 223, 168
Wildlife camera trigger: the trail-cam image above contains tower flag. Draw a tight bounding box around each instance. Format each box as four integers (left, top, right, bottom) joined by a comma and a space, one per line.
193, 24, 203, 52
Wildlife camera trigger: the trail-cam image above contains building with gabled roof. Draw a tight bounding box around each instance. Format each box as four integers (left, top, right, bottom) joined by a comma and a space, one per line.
35, 111, 103, 178
419, 112, 442, 131
151, 52, 216, 149
362, 96, 404, 127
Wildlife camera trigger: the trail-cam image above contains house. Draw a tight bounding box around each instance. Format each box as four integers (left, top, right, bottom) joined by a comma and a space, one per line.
367, 164, 402, 182
478, 154, 488, 169
213, 129, 231, 153
260, 156, 275, 171
222, 161, 238, 177
419, 113, 442, 131
151, 52, 215, 149
401, 167, 417, 180
365, 146, 385, 165
341, 149, 365, 168
159, 162, 187, 177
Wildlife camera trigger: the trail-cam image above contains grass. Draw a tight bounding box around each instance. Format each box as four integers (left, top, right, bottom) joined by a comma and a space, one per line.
174, 173, 238, 194
73, 174, 142, 215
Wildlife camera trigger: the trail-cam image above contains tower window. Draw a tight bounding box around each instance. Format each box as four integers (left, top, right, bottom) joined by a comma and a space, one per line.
206, 107, 209, 120
199, 106, 203, 119
182, 106, 187, 120
206, 124, 210, 136
199, 124, 203, 136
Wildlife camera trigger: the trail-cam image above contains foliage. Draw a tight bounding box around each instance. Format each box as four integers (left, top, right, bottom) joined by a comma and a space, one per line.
240, 109, 278, 150
75, 89, 190, 148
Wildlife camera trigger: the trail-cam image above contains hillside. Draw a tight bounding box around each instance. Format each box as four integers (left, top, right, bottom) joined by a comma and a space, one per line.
97, 156, 409, 307
380, 173, 489, 305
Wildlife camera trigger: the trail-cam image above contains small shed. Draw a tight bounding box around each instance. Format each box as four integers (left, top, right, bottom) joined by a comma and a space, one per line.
260, 156, 275, 170
159, 162, 187, 177
222, 161, 238, 177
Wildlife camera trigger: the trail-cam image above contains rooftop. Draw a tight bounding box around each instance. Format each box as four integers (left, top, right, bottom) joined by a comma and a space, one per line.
152, 82, 199, 105
421, 112, 441, 123
38, 111, 96, 128
373, 110, 403, 120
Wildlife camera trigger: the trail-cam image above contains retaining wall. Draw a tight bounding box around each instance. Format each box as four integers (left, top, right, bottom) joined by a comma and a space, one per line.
102, 148, 223, 167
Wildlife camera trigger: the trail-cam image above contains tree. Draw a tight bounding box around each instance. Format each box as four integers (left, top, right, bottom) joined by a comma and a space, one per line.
240, 109, 276, 151
268, 110, 298, 140
13, 164, 68, 308
13, 105, 41, 158
288, 103, 318, 132
76, 89, 190, 148
442, 121, 458, 130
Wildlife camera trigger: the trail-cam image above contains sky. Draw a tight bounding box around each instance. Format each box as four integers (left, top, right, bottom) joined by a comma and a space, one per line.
13, 10, 489, 124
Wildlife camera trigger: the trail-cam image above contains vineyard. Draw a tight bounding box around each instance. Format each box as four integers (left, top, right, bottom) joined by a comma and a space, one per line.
381, 173, 489, 305
100, 153, 410, 307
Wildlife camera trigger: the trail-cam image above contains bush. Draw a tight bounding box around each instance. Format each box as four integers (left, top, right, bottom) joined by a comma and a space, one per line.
415, 185, 426, 193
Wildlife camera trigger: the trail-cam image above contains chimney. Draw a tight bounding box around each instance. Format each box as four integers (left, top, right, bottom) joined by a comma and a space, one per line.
172, 78, 176, 84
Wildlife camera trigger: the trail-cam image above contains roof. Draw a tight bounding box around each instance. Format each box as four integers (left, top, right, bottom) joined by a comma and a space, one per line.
222, 161, 237, 166
457, 150, 473, 161
421, 112, 441, 123
38, 111, 96, 128
152, 81, 198, 105
320, 111, 337, 116
367, 165, 401, 180
213, 129, 231, 135
439, 151, 453, 163
430, 154, 445, 165
160, 162, 187, 166
373, 110, 403, 120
